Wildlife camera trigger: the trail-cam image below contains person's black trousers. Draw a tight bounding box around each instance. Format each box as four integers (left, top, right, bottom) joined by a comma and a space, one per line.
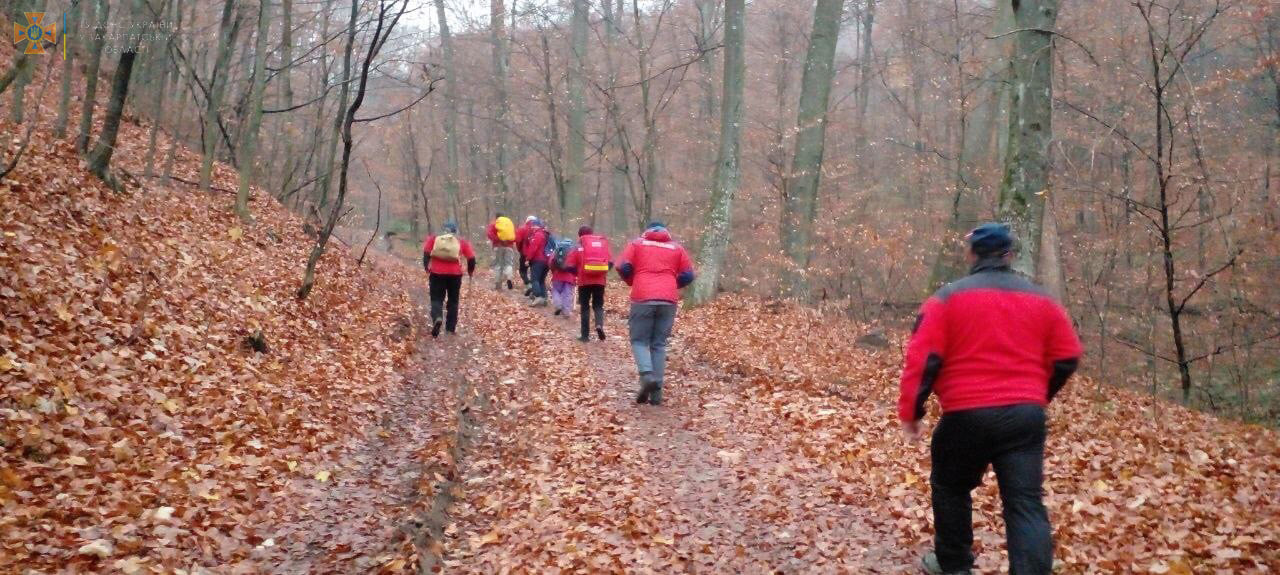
428, 273, 464, 332
519, 253, 530, 285
578, 284, 606, 337
931, 403, 1052, 575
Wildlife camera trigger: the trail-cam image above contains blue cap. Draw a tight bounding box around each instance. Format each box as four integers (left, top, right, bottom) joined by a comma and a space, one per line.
646, 220, 666, 231
443, 221, 458, 234
967, 222, 1014, 257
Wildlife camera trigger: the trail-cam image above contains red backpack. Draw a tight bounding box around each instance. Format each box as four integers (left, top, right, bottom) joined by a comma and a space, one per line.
579, 235, 611, 275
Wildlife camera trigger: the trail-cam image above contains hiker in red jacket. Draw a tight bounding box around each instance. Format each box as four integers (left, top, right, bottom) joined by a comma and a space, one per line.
899, 223, 1081, 575
564, 225, 613, 342
521, 218, 551, 307
486, 213, 518, 291
616, 221, 695, 406
514, 215, 537, 295
422, 221, 477, 338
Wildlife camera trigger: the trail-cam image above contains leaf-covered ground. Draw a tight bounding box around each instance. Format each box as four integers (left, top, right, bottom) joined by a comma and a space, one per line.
3, 68, 1278, 574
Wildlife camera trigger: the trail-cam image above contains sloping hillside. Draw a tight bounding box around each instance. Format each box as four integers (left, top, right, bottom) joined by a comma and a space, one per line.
0, 108, 425, 570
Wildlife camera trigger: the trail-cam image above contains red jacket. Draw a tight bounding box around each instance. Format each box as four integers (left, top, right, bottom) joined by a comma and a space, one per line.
550, 261, 577, 285
565, 234, 613, 286
616, 228, 694, 303
514, 222, 534, 252
486, 220, 515, 248
898, 263, 1082, 423
422, 235, 477, 276
522, 227, 550, 264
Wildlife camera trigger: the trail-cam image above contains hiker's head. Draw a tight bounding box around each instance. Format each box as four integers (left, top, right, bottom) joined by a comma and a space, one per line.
578, 225, 593, 237
531, 217, 544, 228
443, 221, 459, 235
645, 220, 667, 233
495, 212, 505, 219
965, 222, 1014, 262
525, 215, 537, 224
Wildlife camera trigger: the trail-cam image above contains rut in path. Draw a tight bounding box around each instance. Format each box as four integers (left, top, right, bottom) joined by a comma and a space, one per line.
436, 284, 917, 573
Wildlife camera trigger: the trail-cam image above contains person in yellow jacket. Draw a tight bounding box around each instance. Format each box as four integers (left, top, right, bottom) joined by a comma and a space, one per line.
486, 213, 518, 290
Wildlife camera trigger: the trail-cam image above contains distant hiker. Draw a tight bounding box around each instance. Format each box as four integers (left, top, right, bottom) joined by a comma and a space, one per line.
898, 222, 1081, 575
487, 213, 518, 291
422, 221, 477, 338
549, 235, 578, 317
565, 225, 612, 342
522, 218, 552, 307
617, 221, 695, 406
515, 215, 537, 295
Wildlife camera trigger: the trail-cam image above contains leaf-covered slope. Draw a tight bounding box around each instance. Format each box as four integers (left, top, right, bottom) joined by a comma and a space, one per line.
679, 296, 1280, 572
0, 118, 419, 571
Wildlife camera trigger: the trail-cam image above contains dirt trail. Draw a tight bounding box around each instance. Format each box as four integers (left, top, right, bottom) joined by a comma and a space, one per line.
245, 288, 472, 573
434, 284, 916, 573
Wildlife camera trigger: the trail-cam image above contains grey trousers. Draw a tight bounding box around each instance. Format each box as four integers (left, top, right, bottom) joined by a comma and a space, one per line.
629, 302, 677, 386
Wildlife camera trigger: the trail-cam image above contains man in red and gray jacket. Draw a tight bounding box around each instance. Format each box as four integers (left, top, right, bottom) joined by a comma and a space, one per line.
617, 221, 695, 406
899, 223, 1081, 575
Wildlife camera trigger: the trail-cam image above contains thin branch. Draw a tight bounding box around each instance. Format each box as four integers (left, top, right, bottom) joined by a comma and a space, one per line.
985, 27, 1099, 66
1176, 249, 1241, 314
352, 77, 441, 123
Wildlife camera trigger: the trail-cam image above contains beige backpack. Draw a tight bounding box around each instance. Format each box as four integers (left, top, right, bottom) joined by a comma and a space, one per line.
431, 234, 462, 261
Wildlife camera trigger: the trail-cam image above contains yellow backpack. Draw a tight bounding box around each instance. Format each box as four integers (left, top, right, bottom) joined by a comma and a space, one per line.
494, 217, 516, 242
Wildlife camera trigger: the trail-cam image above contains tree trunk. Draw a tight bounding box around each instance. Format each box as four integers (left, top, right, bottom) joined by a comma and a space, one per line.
695, 0, 719, 123
853, 0, 875, 160
779, 0, 846, 299
87, 51, 138, 189
435, 0, 461, 222
603, 0, 630, 236
277, 0, 296, 199
563, 0, 588, 226
490, 0, 510, 213
200, 0, 242, 193
690, 0, 744, 306
632, 0, 660, 226
55, 0, 83, 138
539, 31, 568, 218
76, 0, 110, 153
145, 0, 178, 180
10, 0, 45, 124
235, 0, 273, 223
995, 0, 1058, 278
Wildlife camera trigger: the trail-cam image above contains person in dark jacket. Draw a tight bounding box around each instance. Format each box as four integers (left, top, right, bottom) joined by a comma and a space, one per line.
899, 222, 1082, 575
514, 215, 537, 294
422, 222, 477, 338
617, 221, 695, 406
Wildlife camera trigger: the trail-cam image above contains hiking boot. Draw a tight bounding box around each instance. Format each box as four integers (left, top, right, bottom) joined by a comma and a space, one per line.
535, 297, 549, 307
920, 552, 971, 575
507, 280, 514, 290
635, 372, 654, 404
577, 335, 590, 343
431, 319, 443, 338
596, 328, 606, 341
524, 287, 533, 297
648, 385, 663, 406
554, 309, 562, 316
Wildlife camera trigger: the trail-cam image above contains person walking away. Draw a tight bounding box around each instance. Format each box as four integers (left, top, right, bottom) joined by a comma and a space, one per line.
515, 215, 537, 295
422, 221, 477, 338
898, 223, 1081, 575
487, 213, 518, 290
565, 225, 612, 342
548, 236, 577, 317
617, 221, 695, 406
522, 218, 551, 307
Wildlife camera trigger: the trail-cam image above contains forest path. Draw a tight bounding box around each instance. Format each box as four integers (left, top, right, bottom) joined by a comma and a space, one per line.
431, 278, 917, 573
243, 287, 473, 573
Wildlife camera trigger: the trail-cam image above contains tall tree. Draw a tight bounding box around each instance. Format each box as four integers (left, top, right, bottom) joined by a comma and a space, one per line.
563, 0, 589, 226
853, 0, 875, 159
490, 0, 511, 213
690, 0, 744, 306
602, 0, 630, 235
199, 0, 242, 193
87, 1, 147, 189
778, 0, 846, 299
144, 0, 178, 179
299, 0, 410, 299
75, 0, 110, 153
235, 0, 274, 223
55, 0, 83, 137
435, 0, 461, 222
995, 0, 1058, 277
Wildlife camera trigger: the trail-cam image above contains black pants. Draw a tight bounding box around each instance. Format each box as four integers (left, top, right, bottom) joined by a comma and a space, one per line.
931, 404, 1052, 575
519, 253, 530, 285
428, 273, 463, 332
578, 285, 605, 337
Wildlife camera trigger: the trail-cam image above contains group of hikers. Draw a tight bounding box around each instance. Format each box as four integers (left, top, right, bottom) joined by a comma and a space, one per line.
422, 214, 696, 406
422, 216, 1081, 575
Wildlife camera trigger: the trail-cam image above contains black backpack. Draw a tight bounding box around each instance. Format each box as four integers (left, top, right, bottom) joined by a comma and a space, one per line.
552, 238, 574, 268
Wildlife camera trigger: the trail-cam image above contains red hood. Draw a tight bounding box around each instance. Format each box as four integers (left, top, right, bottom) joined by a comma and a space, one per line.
642, 229, 672, 242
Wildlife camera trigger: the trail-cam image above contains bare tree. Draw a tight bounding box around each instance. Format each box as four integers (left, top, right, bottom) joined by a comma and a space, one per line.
235, 0, 275, 223
200, 1, 243, 193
